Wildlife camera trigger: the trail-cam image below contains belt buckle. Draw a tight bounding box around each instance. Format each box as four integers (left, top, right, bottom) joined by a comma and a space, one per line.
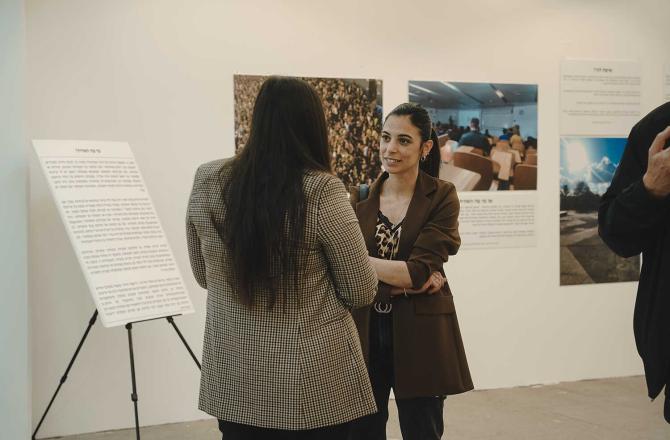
374, 302, 392, 314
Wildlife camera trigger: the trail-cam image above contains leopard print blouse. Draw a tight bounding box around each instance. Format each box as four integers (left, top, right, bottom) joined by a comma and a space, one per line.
373, 211, 402, 313
375, 211, 402, 260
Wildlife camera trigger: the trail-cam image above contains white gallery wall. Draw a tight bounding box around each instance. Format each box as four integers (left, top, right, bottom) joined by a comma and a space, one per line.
1, 0, 30, 439
26, 0, 670, 437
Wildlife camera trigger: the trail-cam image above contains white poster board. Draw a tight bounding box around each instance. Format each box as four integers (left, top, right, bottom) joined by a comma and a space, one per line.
558, 59, 642, 286
457, 192, 537, 250
33, 140, 194, 327
560, 59, 641, 136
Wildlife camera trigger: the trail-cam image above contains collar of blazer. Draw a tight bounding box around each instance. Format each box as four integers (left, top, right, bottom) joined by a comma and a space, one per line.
356, 170, 437, 260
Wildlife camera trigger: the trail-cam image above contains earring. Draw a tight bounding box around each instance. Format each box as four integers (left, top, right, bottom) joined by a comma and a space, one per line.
421, 155, 427, 162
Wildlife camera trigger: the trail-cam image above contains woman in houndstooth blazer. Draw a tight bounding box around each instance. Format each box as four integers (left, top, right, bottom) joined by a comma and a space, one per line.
186, 77, 378, 439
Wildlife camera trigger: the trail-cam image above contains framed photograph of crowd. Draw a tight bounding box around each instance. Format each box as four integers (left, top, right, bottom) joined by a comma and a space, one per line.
409, 81, 538, 191
559, 137, 640, 286
234, 74, 383, 190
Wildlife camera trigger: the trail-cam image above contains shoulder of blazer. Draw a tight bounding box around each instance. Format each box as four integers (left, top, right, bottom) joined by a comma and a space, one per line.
414, 172, 459, 223
416, 170, 456, 198
193, 158, 232, 189
303, 171, 342, 198
430, 173, 457, 199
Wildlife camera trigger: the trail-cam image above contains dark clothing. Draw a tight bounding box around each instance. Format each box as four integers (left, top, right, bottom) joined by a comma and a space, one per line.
526, 136, 538, 149
350, 207, 444, 439
350, 171, 474, 399
598, 101, 670, 422
218, 420, 350, 440
348, 312, 445, 440
459, 130, 491, 155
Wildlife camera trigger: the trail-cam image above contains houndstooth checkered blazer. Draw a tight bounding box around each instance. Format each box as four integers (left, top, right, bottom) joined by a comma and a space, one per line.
186, 159, 378, 430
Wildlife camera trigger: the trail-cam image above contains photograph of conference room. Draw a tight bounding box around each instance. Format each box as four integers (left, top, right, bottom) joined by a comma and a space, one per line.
409, 81, 538, 191
234, 75, 383, 191
559, 137, 639, 286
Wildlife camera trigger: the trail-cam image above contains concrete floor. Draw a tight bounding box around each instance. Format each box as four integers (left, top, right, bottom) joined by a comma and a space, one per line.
47, 376, 669, 440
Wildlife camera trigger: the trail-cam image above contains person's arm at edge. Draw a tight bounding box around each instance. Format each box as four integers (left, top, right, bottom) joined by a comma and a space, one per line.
599, 125, 670, 257
186, 166, 207, 289
348, 184, 394, 303
320, 176, 377, 308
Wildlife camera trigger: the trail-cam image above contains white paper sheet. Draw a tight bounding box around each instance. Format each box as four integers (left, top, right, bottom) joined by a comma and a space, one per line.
560, 59, 641, 136
457, 192, 537, 250
33, 140, 194, 327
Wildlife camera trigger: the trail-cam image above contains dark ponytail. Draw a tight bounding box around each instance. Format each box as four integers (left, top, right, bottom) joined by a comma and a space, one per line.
422, 128, 441, 178
385, 103, 441, 178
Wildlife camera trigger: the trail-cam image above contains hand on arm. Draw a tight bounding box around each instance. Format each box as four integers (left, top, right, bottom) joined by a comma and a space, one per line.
389, 271, 446, 296
371, 185, 458, 296
368, 257, 412, 288
370, 255, 445, 295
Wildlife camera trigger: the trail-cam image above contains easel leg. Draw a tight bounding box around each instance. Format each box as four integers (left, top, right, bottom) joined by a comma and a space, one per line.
166, 316, 201, 370
125, 322, 141, 440
32, 310, 98, 440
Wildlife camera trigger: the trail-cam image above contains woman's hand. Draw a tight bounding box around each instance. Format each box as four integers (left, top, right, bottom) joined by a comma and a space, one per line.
425, 271, 447, 293
390, 271, 446, 296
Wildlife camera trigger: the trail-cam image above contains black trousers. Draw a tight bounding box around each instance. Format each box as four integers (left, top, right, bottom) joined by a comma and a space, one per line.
218, 420, 350, 440
349, 311, 446, 440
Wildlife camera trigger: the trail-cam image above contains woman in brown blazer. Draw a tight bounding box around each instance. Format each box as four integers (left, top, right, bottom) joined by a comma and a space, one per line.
349, 103, 473, 440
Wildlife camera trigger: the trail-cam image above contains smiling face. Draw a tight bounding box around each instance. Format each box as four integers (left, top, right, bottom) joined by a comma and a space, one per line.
380, 115, 432, 176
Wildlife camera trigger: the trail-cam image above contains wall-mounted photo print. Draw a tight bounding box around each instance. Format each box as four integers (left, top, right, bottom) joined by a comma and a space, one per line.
409, 81, 538, 191
560, 137, 640, 286
234, 75, 383, 190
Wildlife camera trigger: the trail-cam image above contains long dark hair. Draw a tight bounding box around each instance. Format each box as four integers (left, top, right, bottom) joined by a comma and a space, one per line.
425, 128, 441, 177
220, 77, 332, 308
385, 103, 441, 178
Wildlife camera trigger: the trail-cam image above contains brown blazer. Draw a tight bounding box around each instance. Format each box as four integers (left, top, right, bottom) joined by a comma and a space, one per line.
350, 170, 474, 399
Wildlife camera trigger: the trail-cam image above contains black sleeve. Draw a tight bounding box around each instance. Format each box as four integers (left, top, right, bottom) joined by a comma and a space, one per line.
598, 124, 670, 257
